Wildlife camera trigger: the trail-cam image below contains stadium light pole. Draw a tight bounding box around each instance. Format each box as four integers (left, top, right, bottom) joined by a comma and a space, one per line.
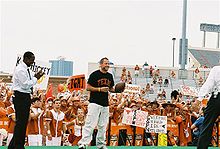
172, 38, 176, 67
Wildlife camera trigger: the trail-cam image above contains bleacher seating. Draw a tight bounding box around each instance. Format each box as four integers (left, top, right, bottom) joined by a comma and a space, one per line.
114, 75, 199, 101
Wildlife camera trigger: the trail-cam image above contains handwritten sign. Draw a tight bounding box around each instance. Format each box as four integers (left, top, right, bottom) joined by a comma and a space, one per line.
180, 85, 199, 97
122, 108, 148, 128
124, 84, 141, 94
67, 74, 86, 92
146, 115, 167, 134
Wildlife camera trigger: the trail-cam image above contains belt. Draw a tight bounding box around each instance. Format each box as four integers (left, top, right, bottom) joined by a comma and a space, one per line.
14, 90, 30, 95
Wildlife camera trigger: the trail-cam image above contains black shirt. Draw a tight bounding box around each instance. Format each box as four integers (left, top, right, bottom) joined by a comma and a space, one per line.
88, 70, 114, 106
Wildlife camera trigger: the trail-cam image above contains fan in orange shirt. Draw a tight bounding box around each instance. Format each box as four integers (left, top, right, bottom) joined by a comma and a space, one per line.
27, 97, 44, 146
66, 108, 86, 146
6, 105, 15, 146
44, 99, 66, 146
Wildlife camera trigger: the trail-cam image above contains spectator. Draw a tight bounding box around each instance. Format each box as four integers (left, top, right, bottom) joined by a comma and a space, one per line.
149, 66, 154, 77
143, 62, 149, 77
60, 96, 68, 113
65, 97, 82, 121
162, 89, 166, 99
145, 83, 150, 92
27, 97, 44, 146
134, 65, 140, 77
45, 99, 66, 146
155, 69, 160, 78
66, 108, 86, 146
164, 78, 169, 87
127, 71, 132, 84
149, 84, 154, 94
170, 71, 176, 79
122, 67, 126, 75
178, 107, 192, 146
171, 90, 180, 103
6, 105, 15, 146
194, 68, 200, 79
198, 77, 203, 87
153, 77, 157, 84
158, 76, 163, 87
191, 107, 205, 146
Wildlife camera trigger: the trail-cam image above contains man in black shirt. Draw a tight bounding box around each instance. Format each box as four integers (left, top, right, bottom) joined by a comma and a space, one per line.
78, 57, 115, 149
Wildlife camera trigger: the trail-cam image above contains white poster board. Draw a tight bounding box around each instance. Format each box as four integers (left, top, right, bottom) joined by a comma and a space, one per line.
122, 108, 148, 128
123, 84, 141, 94
180, 85, 199, 97
145, 115, 167, 133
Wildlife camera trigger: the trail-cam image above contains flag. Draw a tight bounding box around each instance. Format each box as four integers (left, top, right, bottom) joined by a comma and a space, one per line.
46, 83, 53, 99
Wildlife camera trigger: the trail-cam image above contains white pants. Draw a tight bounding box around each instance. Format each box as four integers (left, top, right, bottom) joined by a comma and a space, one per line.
7, 133, 13, 146
46, 136, 61, 146
78, 103, 109, 148
28, 134, 43, 146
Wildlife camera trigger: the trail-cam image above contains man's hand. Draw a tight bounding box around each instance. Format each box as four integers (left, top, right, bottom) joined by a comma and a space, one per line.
100, 87, 109, 92
47, 134, 52, 141
34, 70, 44, 80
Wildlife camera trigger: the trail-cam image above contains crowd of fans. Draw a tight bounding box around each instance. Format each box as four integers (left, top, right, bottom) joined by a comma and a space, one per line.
0, 67, 219, 147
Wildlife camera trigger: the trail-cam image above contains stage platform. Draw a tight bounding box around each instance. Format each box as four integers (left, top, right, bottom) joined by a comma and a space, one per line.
1, 147, 218, 149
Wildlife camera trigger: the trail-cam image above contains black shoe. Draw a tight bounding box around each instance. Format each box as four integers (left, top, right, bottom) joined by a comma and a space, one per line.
78, 144, 86, 149
98, 146, 108, 149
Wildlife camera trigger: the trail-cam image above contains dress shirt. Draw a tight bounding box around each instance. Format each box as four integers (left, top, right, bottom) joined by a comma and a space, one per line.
12, 61, 37, 93
198, 66, 220, 101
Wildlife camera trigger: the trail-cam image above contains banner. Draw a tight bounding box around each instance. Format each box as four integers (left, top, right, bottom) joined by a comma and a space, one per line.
67, 74, 86, 92
15, 55, 51, 90
146, 115, 167, 134
123, 84, 141, 94
180, 85, 199, 97
122, 108, 148, 128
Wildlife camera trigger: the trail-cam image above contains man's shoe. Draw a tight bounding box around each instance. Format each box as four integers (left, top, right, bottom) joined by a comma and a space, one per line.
98, 146, 108, 149
78, 144, 86, 149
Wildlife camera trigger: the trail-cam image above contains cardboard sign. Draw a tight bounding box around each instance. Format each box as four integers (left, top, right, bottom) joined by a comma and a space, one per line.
122, 108, 148, 128
146, 115, 167, 134
123, 84, 141, 94
180, 85, 199, 97
31, 61, 51, 90
67, 74, 86, 92
158, 133, 167, 146
15, 55, 51, 90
